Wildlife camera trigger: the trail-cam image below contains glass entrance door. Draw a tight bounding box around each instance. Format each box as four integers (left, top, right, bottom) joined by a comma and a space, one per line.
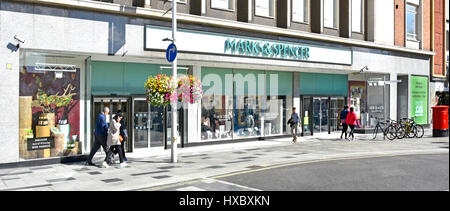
330, 98, 346, 132
302, 96, 313, 136
92, 97, 131, 152
150, 105, 164, 148
133, 98, 149, 150
313, 97, 329, 133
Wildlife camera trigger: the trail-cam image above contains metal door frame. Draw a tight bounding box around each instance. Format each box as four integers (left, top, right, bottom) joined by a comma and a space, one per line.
131, 96, 151, 152
91, 96, 132, 152
302, 95, 347, 136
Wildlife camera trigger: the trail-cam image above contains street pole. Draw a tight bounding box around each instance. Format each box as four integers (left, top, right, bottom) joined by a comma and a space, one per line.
171, 0, 178, 163
383, 76, 387, 123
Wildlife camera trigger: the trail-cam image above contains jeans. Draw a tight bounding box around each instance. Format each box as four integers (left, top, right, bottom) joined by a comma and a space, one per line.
341, 123, 348, 138
87, 135, 107, 163
348, 125, 355, 139
106, 145, 124, 164
291, 123, 298, 139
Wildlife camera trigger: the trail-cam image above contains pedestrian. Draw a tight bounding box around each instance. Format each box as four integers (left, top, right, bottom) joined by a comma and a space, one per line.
116, 110, 128, 162
340, 105, 349, 139
86, 107, 110, 166
346, 107, 358, 141
105, 113, 127, 168
288, 107, 300, 142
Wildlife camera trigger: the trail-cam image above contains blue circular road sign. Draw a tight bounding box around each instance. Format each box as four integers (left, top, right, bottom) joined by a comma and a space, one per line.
166, 43, 177, 63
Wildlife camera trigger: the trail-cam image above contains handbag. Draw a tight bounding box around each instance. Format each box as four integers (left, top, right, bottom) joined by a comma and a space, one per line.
287, 118, 293, 125
119, 135, 124, 143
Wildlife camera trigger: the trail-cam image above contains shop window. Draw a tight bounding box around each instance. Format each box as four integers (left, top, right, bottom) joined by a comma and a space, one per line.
255, 0, 275, 18
201, 68, 234, 141
292, 0, 309, 23
211, 0, 234, 11
265, 71, 293, 136
351, 0, 362, 33
323, 0, 338, 29
19, 51, 85, 160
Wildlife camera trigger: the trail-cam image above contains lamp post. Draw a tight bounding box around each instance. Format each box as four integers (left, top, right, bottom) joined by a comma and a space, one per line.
171, 0, 178, 163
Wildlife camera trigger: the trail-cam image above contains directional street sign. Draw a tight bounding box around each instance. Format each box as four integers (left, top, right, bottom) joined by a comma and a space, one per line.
166, 43, 177, 63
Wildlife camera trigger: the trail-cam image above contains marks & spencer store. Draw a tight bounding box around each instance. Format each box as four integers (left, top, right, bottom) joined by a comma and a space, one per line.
0, 1, 432, 165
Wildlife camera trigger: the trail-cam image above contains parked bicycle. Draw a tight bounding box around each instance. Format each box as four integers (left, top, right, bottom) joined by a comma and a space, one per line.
372, 118, 398, 141
399, 116, 424, 139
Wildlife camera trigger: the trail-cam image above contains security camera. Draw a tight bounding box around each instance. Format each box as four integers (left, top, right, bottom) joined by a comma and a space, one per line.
360, 65, 369, 73
14, 35, 25, 44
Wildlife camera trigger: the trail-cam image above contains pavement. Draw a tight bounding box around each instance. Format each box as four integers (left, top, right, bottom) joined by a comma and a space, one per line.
0, 130, 448, 191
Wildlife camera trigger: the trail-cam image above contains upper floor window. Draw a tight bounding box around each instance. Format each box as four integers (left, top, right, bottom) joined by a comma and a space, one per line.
352, 0, 362, 33
292, 0, 309, 23
211, 0, 234, 11
406, 3, 419, 41
323, 0, 338, 28
255, 0, 275, 18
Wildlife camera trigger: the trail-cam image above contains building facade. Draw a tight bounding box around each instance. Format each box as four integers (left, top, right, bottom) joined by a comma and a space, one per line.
0, 0, 437, 165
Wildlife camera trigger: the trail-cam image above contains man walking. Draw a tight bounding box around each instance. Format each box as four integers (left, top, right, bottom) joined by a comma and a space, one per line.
340, 106, 349, 139
289, 107, 300, 142
86, 107, 110, 167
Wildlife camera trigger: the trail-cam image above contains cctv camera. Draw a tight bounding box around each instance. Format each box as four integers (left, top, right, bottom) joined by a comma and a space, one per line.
14, 35, 25, 44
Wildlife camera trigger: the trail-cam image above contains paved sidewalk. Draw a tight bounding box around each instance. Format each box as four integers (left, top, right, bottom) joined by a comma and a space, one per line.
0, 131, 448, 191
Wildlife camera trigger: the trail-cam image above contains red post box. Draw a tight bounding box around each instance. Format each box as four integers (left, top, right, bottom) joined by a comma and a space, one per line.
432, 106, 449, 137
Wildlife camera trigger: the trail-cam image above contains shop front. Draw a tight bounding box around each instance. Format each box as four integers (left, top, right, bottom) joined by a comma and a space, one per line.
90, 61, 188, 152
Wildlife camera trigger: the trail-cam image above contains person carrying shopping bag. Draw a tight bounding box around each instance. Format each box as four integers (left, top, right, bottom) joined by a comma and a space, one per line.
103, 113, 127, 168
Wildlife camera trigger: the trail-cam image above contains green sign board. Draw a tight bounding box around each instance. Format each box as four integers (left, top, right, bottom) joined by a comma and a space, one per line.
410, 76, 428, 124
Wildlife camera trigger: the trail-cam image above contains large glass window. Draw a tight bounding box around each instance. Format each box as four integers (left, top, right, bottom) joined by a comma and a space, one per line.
323, 0, 338, 28
233, 69, 264, 139
19, 51, 86, 160
211, 0, 234, 10
201, 68, 234, 141
292, 0, 308, 23
265, 71, 293, 136
352, 0, 362, 32
255, 0, 275, 18
406, 3, 419, 41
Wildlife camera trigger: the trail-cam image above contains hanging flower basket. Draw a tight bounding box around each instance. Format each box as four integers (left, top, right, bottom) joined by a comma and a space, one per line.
145, 74, 203, 107
177, 76, 203, 104
145, 74, 176, 107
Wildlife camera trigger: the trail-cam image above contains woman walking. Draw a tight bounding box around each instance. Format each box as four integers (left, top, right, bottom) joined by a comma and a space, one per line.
346, 107, 358, 141
340, 106, 349, 139
103, 113, 127, 168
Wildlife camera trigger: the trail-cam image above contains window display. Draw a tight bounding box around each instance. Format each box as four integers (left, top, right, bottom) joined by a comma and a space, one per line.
19, 52, 82, 160
234, 70, 264, 138
201, 68, 233, 141
348, 81, 367, 128
265, 71, 293, 136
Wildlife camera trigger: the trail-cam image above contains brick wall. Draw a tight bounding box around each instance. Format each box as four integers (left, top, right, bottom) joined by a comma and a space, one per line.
394, 0, 405, 47
423, 0, 431, 51
434, 0, 445, 77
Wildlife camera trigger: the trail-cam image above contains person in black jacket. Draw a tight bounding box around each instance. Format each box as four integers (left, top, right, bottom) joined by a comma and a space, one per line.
116, 110, 128, 161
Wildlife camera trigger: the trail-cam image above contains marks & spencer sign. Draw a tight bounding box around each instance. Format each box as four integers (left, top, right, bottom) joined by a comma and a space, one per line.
224, 39, 311, 60
145, 25, 352, 65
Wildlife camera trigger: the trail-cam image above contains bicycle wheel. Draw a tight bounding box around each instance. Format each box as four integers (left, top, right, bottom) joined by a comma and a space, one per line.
386, 125, 397, 141
372, 126, 379, 140
415, 124, 424, 138
395, 126, 405, 139
406, 125, 417, 138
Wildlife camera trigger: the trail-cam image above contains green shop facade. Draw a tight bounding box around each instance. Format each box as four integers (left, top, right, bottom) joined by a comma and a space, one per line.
14, 24, 430, 162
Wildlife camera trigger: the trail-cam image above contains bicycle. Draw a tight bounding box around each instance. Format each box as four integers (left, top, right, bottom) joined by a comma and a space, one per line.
387, 118, 405, 139
372, 118, 397, 141
401, 116, 424, 138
